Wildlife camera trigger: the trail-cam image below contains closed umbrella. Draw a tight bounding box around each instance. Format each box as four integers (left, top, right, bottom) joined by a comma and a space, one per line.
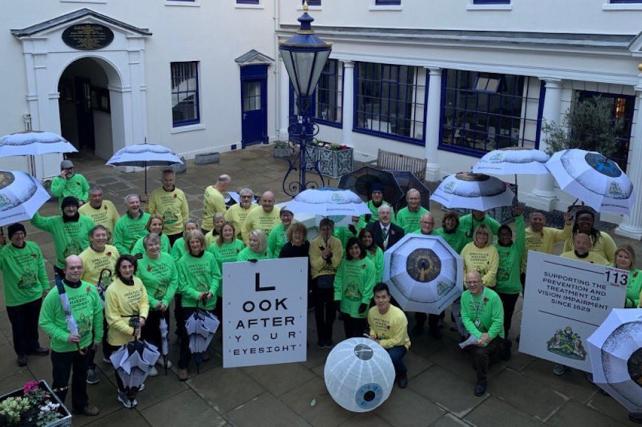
546, 149, 634, 214
324, 338, 395, 412
110, 339, 160, 402
0, 131, 78, 176
185, 310, 219, 373
285, 188, 371, 217
587, 309, 642, 417
0, 170, 51, 227
159, 318, 169, 375
106, 143, 183, 194
338, 166, 404, 208
383, 234, 463, 314
430, 172, 514, 211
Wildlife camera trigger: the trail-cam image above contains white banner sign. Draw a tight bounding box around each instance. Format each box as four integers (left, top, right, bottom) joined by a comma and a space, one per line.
519, 251, 627, 372
223, 258, 308, 368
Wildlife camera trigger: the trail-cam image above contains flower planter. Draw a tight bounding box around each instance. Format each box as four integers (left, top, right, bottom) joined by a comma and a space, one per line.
0, 380, 71, 427
316, 146, 353, 179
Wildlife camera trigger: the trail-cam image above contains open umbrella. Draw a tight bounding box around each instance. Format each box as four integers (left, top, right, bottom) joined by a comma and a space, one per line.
391, 171, 430, 211
285, 188, 371, 217
383, 234, 463, 314
110, 339, 160, 401
0, 131, 78, 176
159, 318, 169, 375
430, 172, 514, 211
0, 170, 50, 227
106, 143, 183, 195
185, 310, 219, 373
338, 166, 404, 208
546, 149, 634, 214
587, 308, 642, 415
324, 338, 395, 412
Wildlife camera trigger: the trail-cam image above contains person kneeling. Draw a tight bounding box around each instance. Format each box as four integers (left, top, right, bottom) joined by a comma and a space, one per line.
367, 283, 411, 388
460, 271, 510, 397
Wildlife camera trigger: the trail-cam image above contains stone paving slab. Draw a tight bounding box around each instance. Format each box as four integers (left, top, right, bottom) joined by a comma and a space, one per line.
141, 390, 227, 426
464, 396, 543, 427
226, 392, 309, 427
376, 387, 445, 427
280, 377, 354, 427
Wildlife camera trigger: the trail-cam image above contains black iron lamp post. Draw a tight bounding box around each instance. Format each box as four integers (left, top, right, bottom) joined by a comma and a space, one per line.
280, 1, 332, 197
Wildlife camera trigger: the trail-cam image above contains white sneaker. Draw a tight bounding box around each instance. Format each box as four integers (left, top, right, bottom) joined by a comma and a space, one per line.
148, 366, 158, 377
117, 392, 133, 409
157, 359, 172, 369
138, 383, 145, 392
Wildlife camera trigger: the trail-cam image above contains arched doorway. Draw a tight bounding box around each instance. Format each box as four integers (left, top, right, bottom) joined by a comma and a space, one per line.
57, 57, 122, 160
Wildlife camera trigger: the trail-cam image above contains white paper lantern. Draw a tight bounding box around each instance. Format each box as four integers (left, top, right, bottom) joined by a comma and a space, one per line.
324, 338, 395, 412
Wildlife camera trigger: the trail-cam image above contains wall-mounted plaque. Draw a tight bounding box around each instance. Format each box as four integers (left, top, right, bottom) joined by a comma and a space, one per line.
62, 24, 114, 50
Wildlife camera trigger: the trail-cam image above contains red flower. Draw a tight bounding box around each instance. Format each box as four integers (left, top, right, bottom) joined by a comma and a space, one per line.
23, 380, 40, 394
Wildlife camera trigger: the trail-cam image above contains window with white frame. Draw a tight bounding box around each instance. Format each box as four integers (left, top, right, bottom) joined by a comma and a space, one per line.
171, 61, 200, 127
355, 62, 425, 144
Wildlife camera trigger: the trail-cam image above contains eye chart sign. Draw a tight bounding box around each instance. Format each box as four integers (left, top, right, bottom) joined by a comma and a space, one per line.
223, 258, 307, 368
519, 251, 627, 372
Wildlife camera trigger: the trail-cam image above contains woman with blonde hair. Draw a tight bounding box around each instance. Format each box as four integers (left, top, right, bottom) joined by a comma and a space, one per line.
131, 214, 171, 256
614, 245, 642, 308
461, 224, 499, 288
237, 229, 269, 261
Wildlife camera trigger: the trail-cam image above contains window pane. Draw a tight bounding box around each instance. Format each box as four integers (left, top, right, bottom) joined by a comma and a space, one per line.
170, 61, 200, 126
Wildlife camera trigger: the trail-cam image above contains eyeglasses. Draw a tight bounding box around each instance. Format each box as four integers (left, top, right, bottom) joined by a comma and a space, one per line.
465, 280, 482, 285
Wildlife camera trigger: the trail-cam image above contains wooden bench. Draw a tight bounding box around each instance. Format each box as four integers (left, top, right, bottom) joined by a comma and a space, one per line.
376, 149, 426, 179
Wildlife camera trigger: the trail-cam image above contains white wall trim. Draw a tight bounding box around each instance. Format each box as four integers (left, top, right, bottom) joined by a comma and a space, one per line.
164, 0, 200, 7
602, 2, 642, 11
170, 123, 206, 134
466, 3, 512, 12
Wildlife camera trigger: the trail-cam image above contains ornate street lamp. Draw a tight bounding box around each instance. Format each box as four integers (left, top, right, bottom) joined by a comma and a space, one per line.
280, 1, 332, 196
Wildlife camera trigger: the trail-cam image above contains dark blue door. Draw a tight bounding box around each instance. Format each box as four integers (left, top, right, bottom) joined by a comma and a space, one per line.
241, 65, 268, 147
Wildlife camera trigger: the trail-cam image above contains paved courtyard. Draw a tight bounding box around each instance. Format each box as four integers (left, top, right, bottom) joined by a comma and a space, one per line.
0, 145, 639, 426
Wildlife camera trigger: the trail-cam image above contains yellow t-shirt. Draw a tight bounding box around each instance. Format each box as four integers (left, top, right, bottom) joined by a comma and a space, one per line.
225, 204, 256, 238
148, 187, 189, 236
201, 186, 226, 231
79, 201, 120, 235
563, 230, 617, 264
242, 207, 281, 244
525, 226, 570, 255
309, 235, 343, 279
461, 242, 500, 288
104, 277, 149, 346
368, 305, 411, 350
79, 245, 120, 286
560, 251, 609, 265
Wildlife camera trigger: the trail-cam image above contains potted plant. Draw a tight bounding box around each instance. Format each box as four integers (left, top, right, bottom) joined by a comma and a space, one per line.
314, 139, 353, 179
0, 380, 71, 427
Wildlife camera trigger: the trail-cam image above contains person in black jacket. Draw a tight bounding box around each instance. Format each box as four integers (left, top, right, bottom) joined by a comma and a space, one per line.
279, 222, 311, 308
367, 205, 404, 251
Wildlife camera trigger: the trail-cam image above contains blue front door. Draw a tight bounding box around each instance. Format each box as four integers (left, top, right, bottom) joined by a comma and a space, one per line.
240, 65, 268, 147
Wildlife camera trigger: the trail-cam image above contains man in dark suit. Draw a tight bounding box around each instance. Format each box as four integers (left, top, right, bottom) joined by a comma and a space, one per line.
367, 205, 404, 251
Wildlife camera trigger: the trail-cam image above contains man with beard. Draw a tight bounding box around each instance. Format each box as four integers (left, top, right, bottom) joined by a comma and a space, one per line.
225, 187, 256, 239
50, 159, 90, 206
79, 187, 120, 239
32, 196, 94, 286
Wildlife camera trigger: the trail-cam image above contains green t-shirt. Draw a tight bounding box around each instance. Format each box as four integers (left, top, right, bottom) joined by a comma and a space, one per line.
0, 241, 49, 306
137, 253, 178, 308
365, 247, 384, 283
208, 239, 245, 296
171, 237, 187, 261
131, 232, 171, 257
176, 252, 221, 310
113, 211, 151, 255
460, 287, 504, 341
50, 173, 90, 204
366, 200, 396, 224
396, 207, 429, 234
434, 227, 467, 254
495, 215, 525, 295
626, 269, 642, 308
32, 213, 95, 269
267, 223, 289, 258
39, 280, 104, 352
237, 247, 270, 262
459, 213, 501, 243
334, 257, 375, 319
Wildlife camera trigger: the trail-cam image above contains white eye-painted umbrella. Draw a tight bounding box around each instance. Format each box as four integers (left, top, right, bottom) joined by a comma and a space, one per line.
473, 148, 549, 176
546, 149, 634, 214
430, 172, 514, 211
0, 170, 51, 227
383, 234, 463, 314
110, 339, 160, 404
0, 131, 78, 176
106, 143, 183, 194
285, 187, 371, 217
324, 338, 395, 413
587, 309, 642, 415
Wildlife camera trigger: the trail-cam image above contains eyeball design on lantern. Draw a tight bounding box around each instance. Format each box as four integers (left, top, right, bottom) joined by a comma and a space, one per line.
324, 338, 395, 412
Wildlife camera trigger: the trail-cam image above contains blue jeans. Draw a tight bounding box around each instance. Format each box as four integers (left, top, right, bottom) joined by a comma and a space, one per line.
386, 346, 407, 376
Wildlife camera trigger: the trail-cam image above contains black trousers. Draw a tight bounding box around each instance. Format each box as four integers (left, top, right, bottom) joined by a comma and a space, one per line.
88, 318, 109, 369
6, 298, 42, 357
497, 292, 520, 338
343, 316, 367, 339
465, 339, 503, 383
142, 309, 170, 350
174, 294, 184, 336
104, 343, 133, 395
414, 312, 441, 332
178, 308, 214, 369
51, 350, 90, 412
167, 232, 182, 246
312, 283, 336, 344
